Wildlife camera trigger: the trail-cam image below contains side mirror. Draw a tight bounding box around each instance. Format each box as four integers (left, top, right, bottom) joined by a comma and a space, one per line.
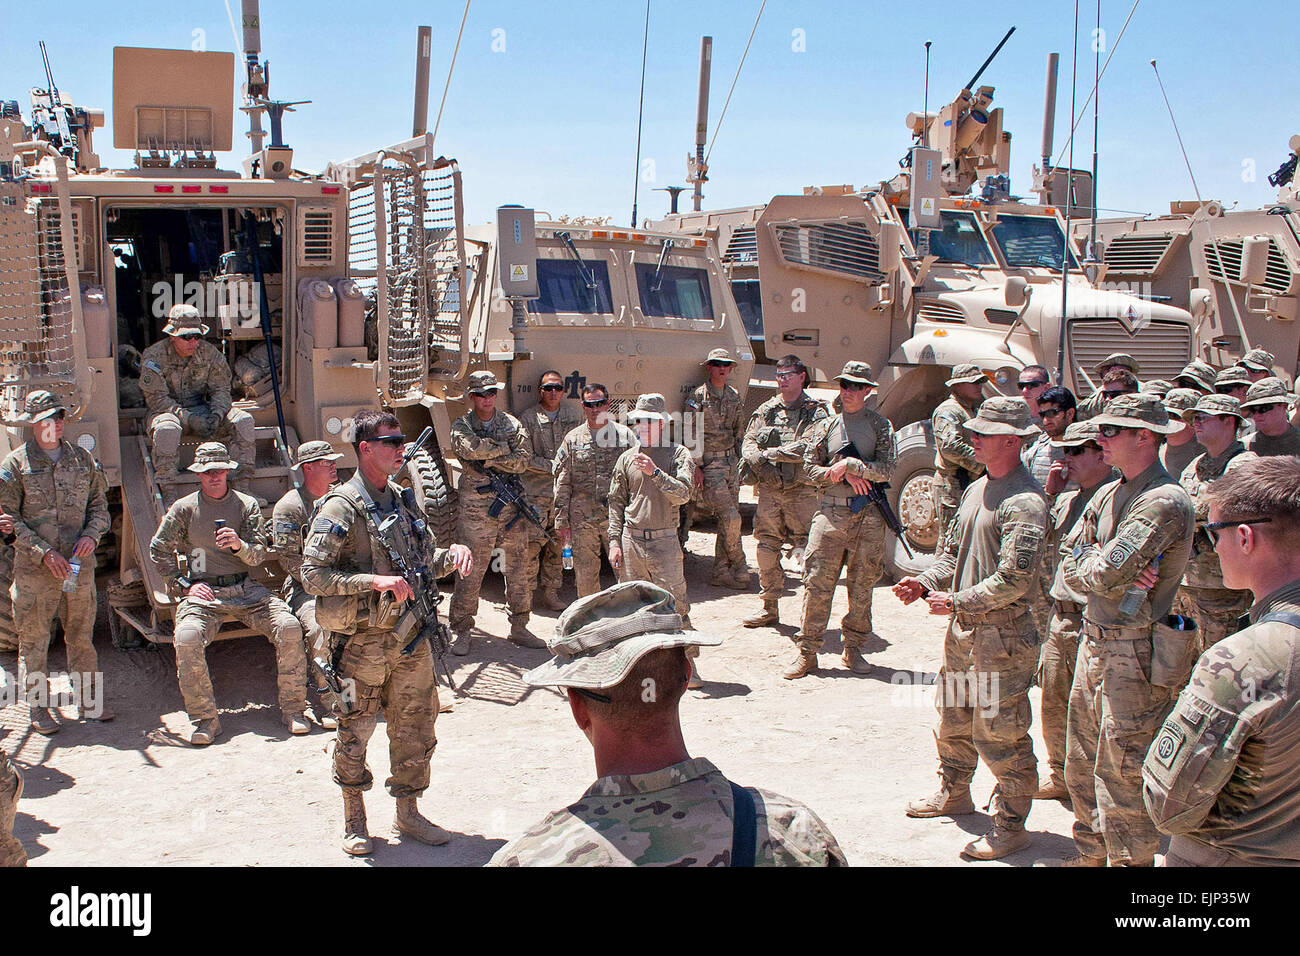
1189, 287, 1213, 321
1240, 237, 1270, 285
1004, 275, 1029, 307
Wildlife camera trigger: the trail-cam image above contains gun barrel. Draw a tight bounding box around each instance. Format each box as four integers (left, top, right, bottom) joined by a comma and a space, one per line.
963, 25, 1016, 92
404, 425, 435, 463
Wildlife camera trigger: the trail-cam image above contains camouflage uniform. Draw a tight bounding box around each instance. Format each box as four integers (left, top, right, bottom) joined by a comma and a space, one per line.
685, 380, 747, 581
0, 438, 110, 708
1144, 578, 1300, 866
931, 396, 984, 545
1242, 377, 1300, 456
1159, 437, 1202, 479
517, 401, 582, 605
1060, 455, 1195, 866
741, 391, 829, 612
488, 757, 846, 866
915, 462, 1048, 832
553, 420, 637, 597
796, 407, 895, 653
301, 472, 458, 797
1246, 426, 1300, 456
608, 443, 696, 618
447, 408, 533, 635
1176, 441, 1255, 654
140, 338, 256, 481
0, 751, 24, 867
150, 488, 307, 722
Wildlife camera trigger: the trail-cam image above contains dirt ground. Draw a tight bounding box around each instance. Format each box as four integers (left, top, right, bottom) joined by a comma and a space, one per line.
2, 523, 1092, 868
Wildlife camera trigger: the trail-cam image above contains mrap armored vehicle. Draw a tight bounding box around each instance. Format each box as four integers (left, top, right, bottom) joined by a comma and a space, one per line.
0, 21, 750, 646
655, 45, 1194, 576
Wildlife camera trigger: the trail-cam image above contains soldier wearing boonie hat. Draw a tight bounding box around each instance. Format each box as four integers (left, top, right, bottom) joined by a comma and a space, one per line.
140, 303, 256, 500
1175, 359, 1218, 395
0, 389, 112, 734
1047, 391, 1195, 867
1237, 348, 1276, 382
1174, 394, 1256, 659
1241, 377, 1300, 457
487, 581, 847, 866
271, 440, 348, 731
932, 364, 988, 545
684, 347, 749, 590
1160, 388, 1203, 478
898, 396, 1048, 860
1140, 379, 1173, 398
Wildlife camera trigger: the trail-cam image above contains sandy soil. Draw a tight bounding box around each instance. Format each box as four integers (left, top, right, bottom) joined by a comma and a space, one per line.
1, 528, 1087, 868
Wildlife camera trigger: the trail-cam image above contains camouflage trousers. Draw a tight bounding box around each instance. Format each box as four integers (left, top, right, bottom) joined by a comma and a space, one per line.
797, 503, 885, 651
569, 511, 613, 599
1038, 601, 1083, 786
523, 498, 563, 602
13, 571, 99, 706
172, 581, 306, 720
1065, 624, 1175, 865
333, 626, 438, 798
0, 752, 24, 868
935, 609, 1040, 823
1174, 586, 1252, 656
618, 529, 690, 618
148, 408, 256, 481
285, 586, 335, 714
753, 483, 818, 603
933, 472, 964, 549
692, 456, 744, 574
448, 492, 534, 633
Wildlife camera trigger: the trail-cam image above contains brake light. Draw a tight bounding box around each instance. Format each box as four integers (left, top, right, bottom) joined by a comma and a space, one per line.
322, 185, 340, 195
209, 185, 229, 194
154, 185, 174, 193
29, 183, 52, 194
182, 185, 201, 193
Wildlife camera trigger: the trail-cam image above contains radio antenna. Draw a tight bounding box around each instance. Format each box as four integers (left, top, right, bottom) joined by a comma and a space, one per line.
922, 41, 932, 147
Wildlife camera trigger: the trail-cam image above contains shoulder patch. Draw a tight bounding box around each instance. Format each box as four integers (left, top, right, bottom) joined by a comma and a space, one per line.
0, 469, 12, 482
144, 360, 163, 374
275, 520, 296, 534
310, 516, 345, 537
1106, 538, 1138, 566
1150, 721, 1185, 769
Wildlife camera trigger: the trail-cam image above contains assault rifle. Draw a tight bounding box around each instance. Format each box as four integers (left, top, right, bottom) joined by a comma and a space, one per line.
831, 438, 914, 559
469, 460, 553, 543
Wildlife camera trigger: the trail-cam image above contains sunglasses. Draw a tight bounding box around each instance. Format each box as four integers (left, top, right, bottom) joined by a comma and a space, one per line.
539, 383, 565, 392
175, 333, 203, 341
45, 410, 66, 422
1247, 404, 1285, 416
1097, 424, 1137, 438
706, 361, 732, 369
1018, 379, 1048, 389
1101, 389, 1130, 399
367, 435, 406, 448
1215, 385, 1247, 395
774, 370, 801, 380
1191, 413, 1234, 426
839, 382, 870, 392
1205, 517, 1272, 545
582, 398, 608, 408
1063, 445, 1099, 456
1038, 407, 1066, 418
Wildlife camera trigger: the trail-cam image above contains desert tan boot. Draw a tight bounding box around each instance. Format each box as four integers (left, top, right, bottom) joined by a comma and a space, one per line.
842, 645, 873, 674
743, 603, 779, 628
342, 790, 372, 856
961, 824, 1030, 861
905, 779, 976, 818
394, 797, 451, 846
782, 648, 817, 680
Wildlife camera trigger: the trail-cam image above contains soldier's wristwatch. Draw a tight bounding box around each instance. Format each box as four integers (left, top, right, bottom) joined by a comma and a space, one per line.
945, 596, 954, 612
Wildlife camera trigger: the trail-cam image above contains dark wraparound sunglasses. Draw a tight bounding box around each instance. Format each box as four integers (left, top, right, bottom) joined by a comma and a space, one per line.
367, 435, 406, 448
540, 383, 565, 392
1097, 424, 1138, 437
1247, 404, 1285, 417
1018, 379, 1048, 389
1205, 517, 1272, 545
1063, 445, 1099, 456
583, 398, 608, 408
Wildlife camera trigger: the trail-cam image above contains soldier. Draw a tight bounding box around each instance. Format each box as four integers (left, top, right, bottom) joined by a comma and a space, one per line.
1140, 379, 1173, 399
683, 347, 749, 589
1175, 359, 1218, 395
788, 361, 895, 680
1160, 388, 1203, 479
1213, 365, 1252, 402
1050, 393, 1194, 867
149, 442, 309, 746
270, 440, 345, 730
1076, 353, 1141, 421
740, 355, 830, 628
896, 397, 1048, 860
1016, 364, 1051, 420
553, 383, 637, 599
1242, 377, 1300, 456
932, 364, 987, 546
517, 369, 582, 612
1175, 394, 1255, 654
0, 751, 23, 867
1236, 347, 1276, 383
608, 394, 698, 683
1033, 421, 1114, 803
1143, 456, 1300, 865
447, 370, 544, 654
300, 409, 473, 855
0, 391, 112, 735
488, 581, 847, 866
140, 304, 256, 496
1022, 385, 1075, 490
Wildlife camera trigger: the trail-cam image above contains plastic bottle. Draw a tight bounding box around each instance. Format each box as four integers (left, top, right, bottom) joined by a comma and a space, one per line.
1119, 554, 1159, 618
62, 559, 81, 594
562, 530, 574, 570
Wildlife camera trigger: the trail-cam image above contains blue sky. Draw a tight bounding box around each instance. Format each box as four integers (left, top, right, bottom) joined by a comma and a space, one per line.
2, 1, 1291, 225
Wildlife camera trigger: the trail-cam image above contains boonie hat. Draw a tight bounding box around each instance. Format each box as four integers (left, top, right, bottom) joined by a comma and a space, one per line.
1241, 376, 1295, 410
187, 442, 240, 473
1051, 420, 1102, 448
1091, 393, 1181, 434
962, 396, 1038, 436
1238, 349, 1276, 374
626, 393, 668, 421
19, 390, 65, 424
1140, 379, 1173, 398
293, 440, 344, 468
945, 363, 988, 387
701, 347, 737, 366
1093, 352, 1141, 375
1162, 387, 1201, 416
1214, 366, 1252, 389
1183, 394, 1244, 422
523, 581, 720, 690
467, 370, 505, 395
163, 303, 210, 337
1175, 360, 1218, 393
835, 361, 878, 387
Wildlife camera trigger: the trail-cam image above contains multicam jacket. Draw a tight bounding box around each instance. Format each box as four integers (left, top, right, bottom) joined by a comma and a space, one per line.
517, 402, 583, 505
1179, 443, 1255, 589
487, 757, 847, 866
0, 440, 110, 578
685, 382, 744, 462
741, 392, 829, 488
553, 420, 638, 529
931, 396, 984, 482
802, 407, 895, 497
139, 338, 235, 422
449, 409, 530, 497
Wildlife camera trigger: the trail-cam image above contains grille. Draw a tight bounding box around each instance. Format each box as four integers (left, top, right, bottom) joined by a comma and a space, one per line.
771, 220, 883, 282
722, 225, 757, 264
1102, 233, 1176, 274
1067, 318, 1192, 391
917, 299, 966, 323
297, 207, 335, 265
1202, 237, 1294, 296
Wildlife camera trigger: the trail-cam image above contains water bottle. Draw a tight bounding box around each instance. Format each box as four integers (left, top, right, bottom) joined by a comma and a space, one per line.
62, 558, 81, 594
562, 530, 574, 571
1118, 554, 1159, 618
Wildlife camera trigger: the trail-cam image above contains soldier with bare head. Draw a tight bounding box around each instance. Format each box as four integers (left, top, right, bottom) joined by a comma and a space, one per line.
931, 364, 987, 548
488, 581, 847, 867
1143, 455, 1300, 865
139, 304, 256, 498
897, 397, 1048, 861
1075, 353, 1140, 422
1017, 364, 1051, 420
0, 391, 112, 736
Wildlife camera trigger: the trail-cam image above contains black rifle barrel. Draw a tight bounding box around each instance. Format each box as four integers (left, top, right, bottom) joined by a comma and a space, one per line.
963, 26, 1016, 92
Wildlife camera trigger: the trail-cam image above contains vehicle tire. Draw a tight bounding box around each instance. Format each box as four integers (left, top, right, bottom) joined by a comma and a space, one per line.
404, 446, 459, 548
886, 420, 941, 581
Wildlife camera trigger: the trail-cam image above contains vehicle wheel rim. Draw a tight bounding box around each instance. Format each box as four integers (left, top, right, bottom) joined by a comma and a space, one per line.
897, 473, 939, 552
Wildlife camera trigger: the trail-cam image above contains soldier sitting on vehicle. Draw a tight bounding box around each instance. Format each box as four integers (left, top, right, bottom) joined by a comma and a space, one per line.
149, 442, 309, 746
488, 581, 847, 867
140, 304, 256, 499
